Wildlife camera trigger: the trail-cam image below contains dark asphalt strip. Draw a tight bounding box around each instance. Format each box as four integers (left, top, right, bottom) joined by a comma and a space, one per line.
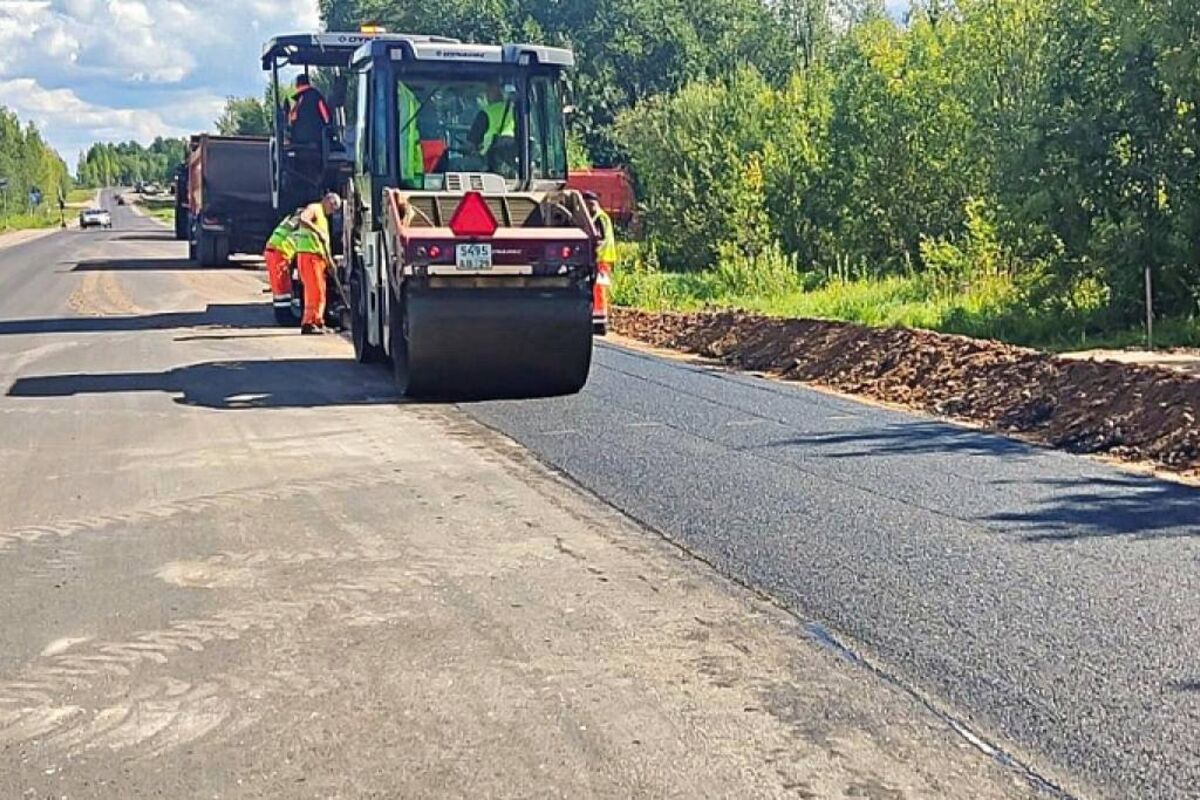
460, 341, 1200, 800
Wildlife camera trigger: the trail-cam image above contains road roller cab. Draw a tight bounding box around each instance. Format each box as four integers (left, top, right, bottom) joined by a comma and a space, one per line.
344, 36, 597, 398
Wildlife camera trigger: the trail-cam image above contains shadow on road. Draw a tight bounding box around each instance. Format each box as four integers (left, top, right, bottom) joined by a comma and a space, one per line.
7, 358, 397, 410
0, 303, 271, 335
112, 232, 177, 243
986, 475, 1200, 541
764, 421, 1033, 459
73, 257, 208, 272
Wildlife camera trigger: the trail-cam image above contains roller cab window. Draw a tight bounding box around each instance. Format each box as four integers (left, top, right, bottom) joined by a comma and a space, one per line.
394, 70, 566, 192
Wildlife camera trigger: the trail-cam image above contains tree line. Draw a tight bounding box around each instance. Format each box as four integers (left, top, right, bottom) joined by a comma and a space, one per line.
0, 107, 70, 217
620, 0, 1200, 334
75, 138, 188, 189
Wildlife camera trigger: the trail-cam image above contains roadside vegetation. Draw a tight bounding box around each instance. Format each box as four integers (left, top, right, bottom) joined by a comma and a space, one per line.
0, 107, 71, 232
75, 138, 186, 188
284, 1, 1200, 349
134, 195, 176, 224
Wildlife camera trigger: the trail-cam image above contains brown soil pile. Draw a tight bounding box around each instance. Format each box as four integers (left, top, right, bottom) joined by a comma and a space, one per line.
612, 308, 1200, 473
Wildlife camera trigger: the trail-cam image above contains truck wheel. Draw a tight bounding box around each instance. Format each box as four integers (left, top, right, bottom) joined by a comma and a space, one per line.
351, 267, 385, 364
213, 236, 230, 266
196, 231, 215, 266
388, 290, 412, 395
273, 305, 297, 326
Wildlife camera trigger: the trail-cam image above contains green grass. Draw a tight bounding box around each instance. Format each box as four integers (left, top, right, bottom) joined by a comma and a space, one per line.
67, 187, 97, 205
136, 196, 176, 223
611, 245, 1200, 351
0, 209, 69, 232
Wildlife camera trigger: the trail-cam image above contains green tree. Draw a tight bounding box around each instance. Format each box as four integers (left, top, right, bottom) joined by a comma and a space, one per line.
216, 95, 272, 136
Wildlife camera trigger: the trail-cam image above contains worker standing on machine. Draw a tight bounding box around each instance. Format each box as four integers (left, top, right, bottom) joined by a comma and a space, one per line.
263, 210, 300, 320
294, 192, 342, 335
583, 190, 616, 335
287, 74, 331, 146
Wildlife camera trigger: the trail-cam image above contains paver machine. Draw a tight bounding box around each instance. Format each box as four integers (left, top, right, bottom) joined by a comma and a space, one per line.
341, 35, 597, 397
262, 32, 401, 218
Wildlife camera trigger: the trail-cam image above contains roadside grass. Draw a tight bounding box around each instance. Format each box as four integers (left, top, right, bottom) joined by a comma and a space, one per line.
136, 196, 176, 224
0, 209, 69, 233
67, 188, 97, 205
611, 244, 1200, 352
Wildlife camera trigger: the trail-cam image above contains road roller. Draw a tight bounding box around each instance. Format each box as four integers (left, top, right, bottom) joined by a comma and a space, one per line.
341, 34, 597, 398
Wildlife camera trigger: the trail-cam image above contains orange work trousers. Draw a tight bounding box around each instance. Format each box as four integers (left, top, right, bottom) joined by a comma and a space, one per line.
297, 252, 328, 327
263, 247, 293, 305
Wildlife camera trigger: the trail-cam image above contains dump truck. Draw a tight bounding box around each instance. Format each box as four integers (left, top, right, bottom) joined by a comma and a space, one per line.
172, 162, 189, 241
341, 34, 596, 397
185, 134, 275, 266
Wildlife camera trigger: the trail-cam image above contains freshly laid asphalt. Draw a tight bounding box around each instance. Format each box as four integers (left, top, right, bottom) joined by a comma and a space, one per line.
465, 342, 1200, 799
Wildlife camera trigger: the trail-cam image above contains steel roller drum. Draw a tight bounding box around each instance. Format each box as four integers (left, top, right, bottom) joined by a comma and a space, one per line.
400, 284, 593, 399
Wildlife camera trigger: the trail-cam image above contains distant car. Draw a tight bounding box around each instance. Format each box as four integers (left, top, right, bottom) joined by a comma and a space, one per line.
79, 208, 112, 229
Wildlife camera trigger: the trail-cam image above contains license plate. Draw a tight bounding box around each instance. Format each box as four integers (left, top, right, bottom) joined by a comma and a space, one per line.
456, 243, 492, 271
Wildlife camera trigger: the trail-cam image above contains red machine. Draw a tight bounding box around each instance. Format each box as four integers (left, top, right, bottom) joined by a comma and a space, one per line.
566, 168, 636, 226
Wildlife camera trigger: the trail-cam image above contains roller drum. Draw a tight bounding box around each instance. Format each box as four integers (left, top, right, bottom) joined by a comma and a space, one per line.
399, 285, 593, 399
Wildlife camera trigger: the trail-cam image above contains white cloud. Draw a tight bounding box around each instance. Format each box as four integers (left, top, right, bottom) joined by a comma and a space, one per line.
0, 0, 321, 164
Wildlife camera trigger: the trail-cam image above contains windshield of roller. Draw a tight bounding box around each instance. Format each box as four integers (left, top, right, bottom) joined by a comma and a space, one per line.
394, 71, 566, 190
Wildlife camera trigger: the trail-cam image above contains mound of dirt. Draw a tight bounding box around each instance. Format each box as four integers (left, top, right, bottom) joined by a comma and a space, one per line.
612, 308, 1200, 473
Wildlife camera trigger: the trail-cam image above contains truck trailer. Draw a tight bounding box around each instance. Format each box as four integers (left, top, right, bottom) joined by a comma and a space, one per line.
185, 134, 276, 266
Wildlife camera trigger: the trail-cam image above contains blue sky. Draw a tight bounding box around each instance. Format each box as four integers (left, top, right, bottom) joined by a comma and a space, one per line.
0, 0, 319, 167
0, 1, 910, 169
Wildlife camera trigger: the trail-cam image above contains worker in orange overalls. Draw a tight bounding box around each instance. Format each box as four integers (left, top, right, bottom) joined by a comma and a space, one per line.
583, 191, 616, 336
293, 192, 342, 335
263, 210, 299, 323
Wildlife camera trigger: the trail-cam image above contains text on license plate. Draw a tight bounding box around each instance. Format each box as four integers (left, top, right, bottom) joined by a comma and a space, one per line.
456, 243, 492, 270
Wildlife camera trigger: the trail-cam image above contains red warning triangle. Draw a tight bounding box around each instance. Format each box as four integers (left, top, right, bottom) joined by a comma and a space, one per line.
448, 191, 498, 237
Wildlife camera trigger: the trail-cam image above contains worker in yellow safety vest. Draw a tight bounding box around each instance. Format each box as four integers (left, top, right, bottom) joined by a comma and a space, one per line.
293, 192, 342, 334
468, 84, 516, 173
583, 190, 616, 335
263, 210, 300, 319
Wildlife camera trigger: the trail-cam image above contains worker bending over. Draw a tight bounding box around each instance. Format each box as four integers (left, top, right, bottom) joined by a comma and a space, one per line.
263, 210, 299, 316
583, 190, 616, 335
294, 192, 342, 335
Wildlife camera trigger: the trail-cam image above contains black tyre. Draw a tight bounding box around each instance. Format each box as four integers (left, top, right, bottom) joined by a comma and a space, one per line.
593, 322, 608, 337
173, 207, 187, 240
196, 231, 215, 266
274, 305, 297, 326
351, 266, 385, 364
388, 289, 412, 396
213, 236, 230, 266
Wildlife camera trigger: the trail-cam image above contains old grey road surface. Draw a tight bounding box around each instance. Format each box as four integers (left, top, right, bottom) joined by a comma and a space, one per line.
0, 192, 1189, 799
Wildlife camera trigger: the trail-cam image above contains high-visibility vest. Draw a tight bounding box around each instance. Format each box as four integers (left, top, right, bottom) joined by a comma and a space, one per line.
266, 213, 299, 260
292, 202, 330, 257
398, 83, 424, 187
594, 208, 617, 266
480, 100, 515, 154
